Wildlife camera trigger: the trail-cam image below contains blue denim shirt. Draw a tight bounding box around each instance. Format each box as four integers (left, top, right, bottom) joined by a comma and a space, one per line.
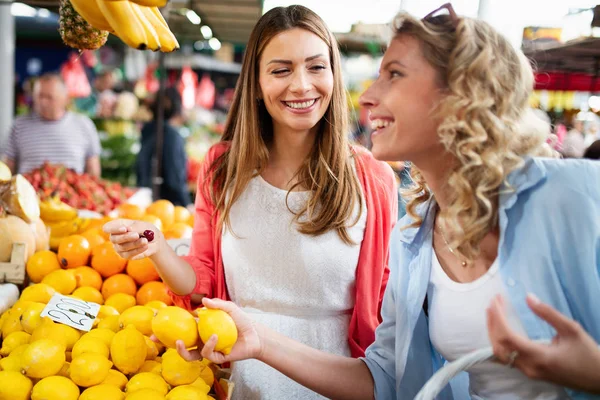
362, 157, 600, 400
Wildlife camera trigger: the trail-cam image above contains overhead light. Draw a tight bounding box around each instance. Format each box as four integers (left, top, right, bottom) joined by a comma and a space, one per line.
186, 9, 201, 25
208, 38, 221, 51
11, 3, 37, 17
589, 96, 600, 111
37, 8, 50, 18
194, 40, 205, 51
200, 25, 213, 39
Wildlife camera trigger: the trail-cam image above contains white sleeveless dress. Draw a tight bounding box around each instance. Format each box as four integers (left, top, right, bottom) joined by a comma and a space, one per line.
222, 175, 366, 400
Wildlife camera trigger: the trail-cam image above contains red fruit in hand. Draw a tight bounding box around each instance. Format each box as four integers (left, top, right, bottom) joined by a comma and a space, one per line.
142, 230, 154, 242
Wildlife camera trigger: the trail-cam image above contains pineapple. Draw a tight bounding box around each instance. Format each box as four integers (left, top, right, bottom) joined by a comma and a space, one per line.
59, 0, 108, 50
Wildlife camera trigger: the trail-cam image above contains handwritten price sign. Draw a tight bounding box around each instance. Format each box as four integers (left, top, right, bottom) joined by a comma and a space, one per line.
40, 293, 101, 332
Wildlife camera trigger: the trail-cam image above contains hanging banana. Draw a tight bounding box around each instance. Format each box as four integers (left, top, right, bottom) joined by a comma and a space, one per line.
130, 3, 162, 51
69, 0, 113, 32
105, 0, 167, 6
96, 0, 149, 50
140, 6, 179, 52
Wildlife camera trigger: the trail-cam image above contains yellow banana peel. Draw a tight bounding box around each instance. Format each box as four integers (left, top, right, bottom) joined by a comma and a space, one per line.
143, 6, 179, 52
96, 0, 149, 50
70, 0, 113, 31
131, 3, 161, 51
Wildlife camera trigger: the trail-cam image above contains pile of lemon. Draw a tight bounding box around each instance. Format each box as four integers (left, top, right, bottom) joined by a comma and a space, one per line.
0, 283, 238, 400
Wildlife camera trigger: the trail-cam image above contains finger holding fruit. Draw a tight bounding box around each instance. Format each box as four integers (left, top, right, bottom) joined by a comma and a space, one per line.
103, 219, 162, 260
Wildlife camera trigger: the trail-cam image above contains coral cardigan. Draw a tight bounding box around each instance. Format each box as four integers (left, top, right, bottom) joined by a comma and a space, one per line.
171, 141, 398, 357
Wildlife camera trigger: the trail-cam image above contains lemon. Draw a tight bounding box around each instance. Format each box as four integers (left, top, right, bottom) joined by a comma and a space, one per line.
161, 349, 201, 386
152, 306, 198, 348
166, 385, 208, 400
197, 364, 214, 390
31, 375, 79, 400
119, 305, 154, 335
98, 315, 120, 332
110, 325, 146, 374
0, 354, 22, 372
31, 317, 81, 350
80, 384, 124, 400
57, 361, 70, 377
80, 328, 115, 348
21, 339, 66, 378
72, 336, 109, 358
196, 308, 238, 355
93, 305, 120, 327
0, 331, 31, 356
72, 286, 104, 304
146, 300, 168, 314
139, 360, 162, 374
70, 352, 113, 387
126, 388, 166, 400
145, 336, 160, 360
20, 283, 56, 303
126, 372, 170, 395
191, 376, 212, 394
8, 343, 29, 358
1, 309, 24, 338
105, 293, 136, 313
20, 302, 46, 334
101, 368, 128, 390
0, 370, 33, 400
41, 269, 77, 295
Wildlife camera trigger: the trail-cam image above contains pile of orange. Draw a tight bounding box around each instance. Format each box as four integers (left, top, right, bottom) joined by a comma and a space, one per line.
25, 199, 194, 308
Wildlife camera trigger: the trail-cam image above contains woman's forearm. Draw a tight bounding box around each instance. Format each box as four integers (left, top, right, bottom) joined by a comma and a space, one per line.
257, 325, 375, 400
149, 239, 197, 296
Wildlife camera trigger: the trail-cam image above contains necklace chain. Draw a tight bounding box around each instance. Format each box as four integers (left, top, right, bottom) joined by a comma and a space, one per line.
437, 225, 468, 267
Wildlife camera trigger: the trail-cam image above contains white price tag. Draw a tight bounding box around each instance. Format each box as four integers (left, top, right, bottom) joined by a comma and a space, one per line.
40, 293, 101, 332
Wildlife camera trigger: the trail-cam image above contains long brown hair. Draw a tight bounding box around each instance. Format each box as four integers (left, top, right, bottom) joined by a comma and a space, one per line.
206, 5, 362, 244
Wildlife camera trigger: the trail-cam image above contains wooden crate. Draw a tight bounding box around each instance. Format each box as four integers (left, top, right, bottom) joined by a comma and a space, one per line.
213, 368, 234, 400
0, 243, 27, 285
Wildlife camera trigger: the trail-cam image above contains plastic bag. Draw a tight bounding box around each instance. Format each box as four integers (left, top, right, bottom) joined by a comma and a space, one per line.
60, 53, 92, 98
196, 74, 215, 109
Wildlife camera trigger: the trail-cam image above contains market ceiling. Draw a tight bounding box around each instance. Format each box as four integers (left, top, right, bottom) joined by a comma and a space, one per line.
524, 37, 600, 76
18, 0, 263, 45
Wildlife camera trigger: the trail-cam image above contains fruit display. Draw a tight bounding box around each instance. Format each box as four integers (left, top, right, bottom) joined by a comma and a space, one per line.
22, 162, 137, 215
0, 199, 234, 399
59, 0, 179, 52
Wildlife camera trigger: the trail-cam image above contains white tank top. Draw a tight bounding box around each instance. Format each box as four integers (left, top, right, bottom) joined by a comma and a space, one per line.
428, 249, 568, 399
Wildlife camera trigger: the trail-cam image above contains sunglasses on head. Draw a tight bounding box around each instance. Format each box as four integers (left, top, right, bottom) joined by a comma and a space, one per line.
422, 2, 459, 28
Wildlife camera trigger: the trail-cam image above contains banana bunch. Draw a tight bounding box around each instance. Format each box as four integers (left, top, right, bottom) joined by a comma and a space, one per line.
39, 196, 87, 250
70, 0, 179, 52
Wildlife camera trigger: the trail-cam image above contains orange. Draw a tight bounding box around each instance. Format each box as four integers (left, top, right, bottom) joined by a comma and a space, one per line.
187, 213, 194, 227
126, 258, 160, 286
57, 235, 91, 269
72, 266, 103, 291
136, 281, 173, 306
117, 203, 145, 220
145, 200, 175, 229
26, 250, 61, 283
80, 228, 106, 250
163, 222, 193, 240
173, 206, 191, 223
91, 242, 127, 278
101, 274, 137, 299
140, 214, 163, 231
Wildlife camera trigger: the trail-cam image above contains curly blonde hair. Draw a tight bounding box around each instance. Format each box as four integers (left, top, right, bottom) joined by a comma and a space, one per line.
396, 12, 554, 260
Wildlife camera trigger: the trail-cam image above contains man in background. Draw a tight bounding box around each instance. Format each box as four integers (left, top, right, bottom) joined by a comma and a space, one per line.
2, 73, 101, 176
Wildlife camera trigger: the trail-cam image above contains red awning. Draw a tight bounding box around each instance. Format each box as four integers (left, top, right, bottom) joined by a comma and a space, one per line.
535, 71, 600, 91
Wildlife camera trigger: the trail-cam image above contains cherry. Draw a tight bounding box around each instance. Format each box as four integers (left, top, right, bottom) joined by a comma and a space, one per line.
142, 230, 155, 242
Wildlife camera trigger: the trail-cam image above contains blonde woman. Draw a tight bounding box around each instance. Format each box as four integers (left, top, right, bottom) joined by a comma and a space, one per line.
104, 5, 398, 399
176, 4, 600, 399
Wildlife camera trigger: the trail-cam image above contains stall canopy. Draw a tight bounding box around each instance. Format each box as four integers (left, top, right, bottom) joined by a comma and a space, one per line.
524, 37, 600, 91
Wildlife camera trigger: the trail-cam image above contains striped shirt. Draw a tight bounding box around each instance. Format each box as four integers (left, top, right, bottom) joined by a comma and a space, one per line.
3, 112, 102, 174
